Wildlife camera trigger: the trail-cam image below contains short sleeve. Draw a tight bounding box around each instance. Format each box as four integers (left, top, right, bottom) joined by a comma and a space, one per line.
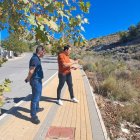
30, 58, 38, 68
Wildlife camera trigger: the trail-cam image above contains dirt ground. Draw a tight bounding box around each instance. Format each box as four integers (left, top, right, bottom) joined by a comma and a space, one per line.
87, 72, 140, 140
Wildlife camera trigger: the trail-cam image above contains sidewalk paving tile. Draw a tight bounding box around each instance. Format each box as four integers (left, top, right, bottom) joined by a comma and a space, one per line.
0, 70, 106, 140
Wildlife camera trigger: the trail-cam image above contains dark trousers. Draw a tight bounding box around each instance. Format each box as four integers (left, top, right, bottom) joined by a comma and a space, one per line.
30, 79, 42, 118
57, 73, 74, 100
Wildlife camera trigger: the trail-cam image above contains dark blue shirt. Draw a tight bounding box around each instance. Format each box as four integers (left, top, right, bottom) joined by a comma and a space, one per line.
29, 53, 44, 79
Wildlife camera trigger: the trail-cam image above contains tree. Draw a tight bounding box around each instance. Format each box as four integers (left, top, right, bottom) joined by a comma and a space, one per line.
119, 21, 140, 42
0, 0, 90, 48
2, 33, 30, 54
136, 22, 140, 36
119, 31, 128, 43
128, 25, 138, 37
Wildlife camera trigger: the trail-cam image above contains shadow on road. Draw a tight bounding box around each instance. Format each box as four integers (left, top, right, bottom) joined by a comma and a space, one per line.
8, 106, 31, 122
0, 95, 58, 122
40, 96, 57, 103
0, 95, 74, 123
14, 97, 26, 103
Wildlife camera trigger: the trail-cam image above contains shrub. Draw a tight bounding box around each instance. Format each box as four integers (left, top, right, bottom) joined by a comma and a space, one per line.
70, 53, 80, 60
82, 55, 94, 63
0, 79, 12, 107
98, 76, 117, 97
119, 31, 128, 43
0, 58, 7, 67
114, 80, 138, 101
115, 70, 131, 80
132, 53, 140, 60
131, 70, 140, 89
78, 59, 85, 66
0, 95, 4, 107
120, 103, 140, 125
98, 76, 138, 101
83, 63, 95, 72
96, 59, 126, 79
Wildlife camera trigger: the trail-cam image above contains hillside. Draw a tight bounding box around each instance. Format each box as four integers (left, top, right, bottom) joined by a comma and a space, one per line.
87, 33, 140, 61
78, 25, 140, 140
88, 33, 120, 47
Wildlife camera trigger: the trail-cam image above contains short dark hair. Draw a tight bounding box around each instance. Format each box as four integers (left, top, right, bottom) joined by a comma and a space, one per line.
63, 45, 70, 51
36, 45, 44, 53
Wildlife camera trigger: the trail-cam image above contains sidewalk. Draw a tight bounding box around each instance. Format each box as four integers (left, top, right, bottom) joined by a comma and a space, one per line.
0, 70, 107, 140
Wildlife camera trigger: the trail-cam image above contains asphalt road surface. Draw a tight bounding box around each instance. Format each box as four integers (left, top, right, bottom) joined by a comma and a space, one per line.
0, 53, 58, 113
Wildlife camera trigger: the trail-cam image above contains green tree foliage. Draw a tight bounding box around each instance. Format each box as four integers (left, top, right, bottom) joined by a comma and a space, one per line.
119, 31, 128, 42
119, 21, 140, 42
0, 0, 90, 47
2, 33, 30, 54
44, 45, 50, 53
128, 25, 138, 37
0, 58, 7, 67
0, 79, 11, 107
50, 45, 63, 55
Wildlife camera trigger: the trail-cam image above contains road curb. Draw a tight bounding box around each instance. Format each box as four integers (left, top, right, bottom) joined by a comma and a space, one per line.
82, 70, 110, 140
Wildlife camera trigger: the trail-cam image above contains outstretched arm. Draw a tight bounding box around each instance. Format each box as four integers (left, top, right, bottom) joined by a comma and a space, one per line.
63, 61, 78, 68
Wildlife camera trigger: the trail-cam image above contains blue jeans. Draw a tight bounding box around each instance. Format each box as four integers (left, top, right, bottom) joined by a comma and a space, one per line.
57, 73, 74, 100
30, 79, 42, 118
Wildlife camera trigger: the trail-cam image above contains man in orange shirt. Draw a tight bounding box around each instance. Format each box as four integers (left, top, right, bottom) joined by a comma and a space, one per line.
57, 45, 79, 105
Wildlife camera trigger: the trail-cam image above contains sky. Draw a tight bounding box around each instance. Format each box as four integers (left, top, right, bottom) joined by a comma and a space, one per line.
1, 0, 140, 40
83, 0, 140, 39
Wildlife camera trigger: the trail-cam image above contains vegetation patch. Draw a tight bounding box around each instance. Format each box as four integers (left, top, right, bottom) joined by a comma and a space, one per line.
0, 79, 12, 109
81, 52, 140, 139
0, 58, 7, 67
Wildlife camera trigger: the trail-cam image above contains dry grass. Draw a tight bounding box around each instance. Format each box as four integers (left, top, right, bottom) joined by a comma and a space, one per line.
83, 63, 95, 72
115, 69, 131, 80
120, 103, 140, 126
83, 54, 140, 129
131, 70, 140, 89
97, 76, 138, 101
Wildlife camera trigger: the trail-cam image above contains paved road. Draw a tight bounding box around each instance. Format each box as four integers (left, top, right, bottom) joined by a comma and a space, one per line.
0, 53, 58, 113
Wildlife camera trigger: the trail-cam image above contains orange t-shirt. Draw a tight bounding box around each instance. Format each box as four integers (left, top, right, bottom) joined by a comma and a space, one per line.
58, 52, 71, 74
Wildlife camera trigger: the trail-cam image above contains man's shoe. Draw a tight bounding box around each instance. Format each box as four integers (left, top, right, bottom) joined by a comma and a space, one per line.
37, 107, 44, 112
71, 98, 79, 103
57, 99, 63, 105
31, 116, 40, 124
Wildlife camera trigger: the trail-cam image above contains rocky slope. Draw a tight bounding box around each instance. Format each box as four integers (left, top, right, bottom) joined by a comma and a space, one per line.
88, 33, 120, 47
87, 33, 140, 61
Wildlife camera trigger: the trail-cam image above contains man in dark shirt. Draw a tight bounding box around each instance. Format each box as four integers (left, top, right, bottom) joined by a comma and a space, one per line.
25, 45, 45, 124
